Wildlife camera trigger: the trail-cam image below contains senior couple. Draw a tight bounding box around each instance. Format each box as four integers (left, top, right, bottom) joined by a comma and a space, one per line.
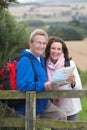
15, 29, 82, 130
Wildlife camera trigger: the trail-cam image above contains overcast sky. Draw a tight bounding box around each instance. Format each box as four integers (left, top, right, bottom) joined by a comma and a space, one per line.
18, 0, 42, 3
17, 0, 86, 4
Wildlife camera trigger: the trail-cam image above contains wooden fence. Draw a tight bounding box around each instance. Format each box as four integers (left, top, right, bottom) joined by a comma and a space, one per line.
0, 90, 87, 130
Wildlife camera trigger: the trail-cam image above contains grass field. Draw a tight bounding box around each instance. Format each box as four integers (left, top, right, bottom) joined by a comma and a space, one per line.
79, 98, 87, 121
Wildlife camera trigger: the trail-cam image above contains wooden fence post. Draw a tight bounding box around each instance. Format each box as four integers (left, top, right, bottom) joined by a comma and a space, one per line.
25, 91, 36, 130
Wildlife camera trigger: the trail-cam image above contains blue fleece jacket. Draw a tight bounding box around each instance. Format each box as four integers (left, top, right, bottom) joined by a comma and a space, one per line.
15, 49, 48, 115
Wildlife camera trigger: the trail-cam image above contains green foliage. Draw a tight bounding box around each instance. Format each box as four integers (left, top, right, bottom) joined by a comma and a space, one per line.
28, 20, 45, 27
61, 26, 83, 40
69, 21, 87, 38
7, 22, 30, 57
69, 20, 80, 26
46, 20, 87, 40
47, 25, 84, 41
0, 9, 17, 66
79, 98, 87, 121
0, 0, 18, 9
47, 25, 63, 38
80, 71, 87, 87
77, 67, 87, 88
0, 9, 30, 68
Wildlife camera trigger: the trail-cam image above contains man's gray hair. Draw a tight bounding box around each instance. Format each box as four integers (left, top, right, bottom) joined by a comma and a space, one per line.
30, 29, 48, 42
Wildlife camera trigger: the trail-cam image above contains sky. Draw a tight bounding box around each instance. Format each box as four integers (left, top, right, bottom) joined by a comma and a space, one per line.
18, 0, 42, 3
17, 0, 87, 4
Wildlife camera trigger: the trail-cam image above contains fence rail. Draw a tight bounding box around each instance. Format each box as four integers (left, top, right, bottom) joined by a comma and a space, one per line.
0, 90, 87, 130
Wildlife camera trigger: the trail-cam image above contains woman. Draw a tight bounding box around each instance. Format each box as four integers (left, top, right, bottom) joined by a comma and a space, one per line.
45, 36, 82, 121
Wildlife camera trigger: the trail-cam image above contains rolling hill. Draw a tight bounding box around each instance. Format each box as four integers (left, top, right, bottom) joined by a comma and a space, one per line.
9, 2, 87, 23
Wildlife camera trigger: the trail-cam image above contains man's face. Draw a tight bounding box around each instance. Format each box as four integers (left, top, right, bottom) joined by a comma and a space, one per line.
30, 35, 47, 57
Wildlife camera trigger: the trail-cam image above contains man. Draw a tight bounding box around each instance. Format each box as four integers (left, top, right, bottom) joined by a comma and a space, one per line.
15, 29, 67, 129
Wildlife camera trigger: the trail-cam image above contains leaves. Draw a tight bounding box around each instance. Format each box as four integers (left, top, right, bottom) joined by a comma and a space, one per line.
0, 8, 29, 68
0, 0, 18, 8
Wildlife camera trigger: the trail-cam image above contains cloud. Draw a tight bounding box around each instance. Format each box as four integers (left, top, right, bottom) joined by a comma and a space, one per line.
18, 0, 40, 3
18, 0, 30, 3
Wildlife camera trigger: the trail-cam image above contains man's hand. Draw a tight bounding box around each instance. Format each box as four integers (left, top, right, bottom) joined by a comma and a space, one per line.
44, 81, 56, 91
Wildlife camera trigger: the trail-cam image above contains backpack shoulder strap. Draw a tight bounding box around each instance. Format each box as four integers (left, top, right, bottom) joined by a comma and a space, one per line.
64, 60, 70, 67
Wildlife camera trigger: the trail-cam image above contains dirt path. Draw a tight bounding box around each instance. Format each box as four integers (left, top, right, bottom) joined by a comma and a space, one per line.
66, 39, 87, 71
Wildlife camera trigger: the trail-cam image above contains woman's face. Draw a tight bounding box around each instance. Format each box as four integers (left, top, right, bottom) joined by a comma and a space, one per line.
50, 42, 63, 63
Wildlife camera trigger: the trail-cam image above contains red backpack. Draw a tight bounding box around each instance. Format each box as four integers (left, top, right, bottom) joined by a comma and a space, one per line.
0, 59, 17, 90
0, 54, 34, 107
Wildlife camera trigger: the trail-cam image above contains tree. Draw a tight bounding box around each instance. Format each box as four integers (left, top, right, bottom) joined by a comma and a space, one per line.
61, 27, 83, 41
0, 0, 18, 8
47, 25, 84, 41
0, 9, 30, 68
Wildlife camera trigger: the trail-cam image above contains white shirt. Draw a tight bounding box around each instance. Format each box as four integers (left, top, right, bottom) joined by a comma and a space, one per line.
51, 60, 82, 116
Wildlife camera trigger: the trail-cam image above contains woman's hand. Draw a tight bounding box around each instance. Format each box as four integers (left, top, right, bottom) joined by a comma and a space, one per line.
66, 74, 76, 88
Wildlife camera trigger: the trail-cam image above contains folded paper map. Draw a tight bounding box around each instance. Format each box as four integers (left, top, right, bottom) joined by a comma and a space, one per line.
51, 66, 75, 89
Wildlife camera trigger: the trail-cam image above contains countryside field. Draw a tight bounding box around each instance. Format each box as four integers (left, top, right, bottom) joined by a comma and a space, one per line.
66, 38, 87, 71
9, 3, 87, 22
